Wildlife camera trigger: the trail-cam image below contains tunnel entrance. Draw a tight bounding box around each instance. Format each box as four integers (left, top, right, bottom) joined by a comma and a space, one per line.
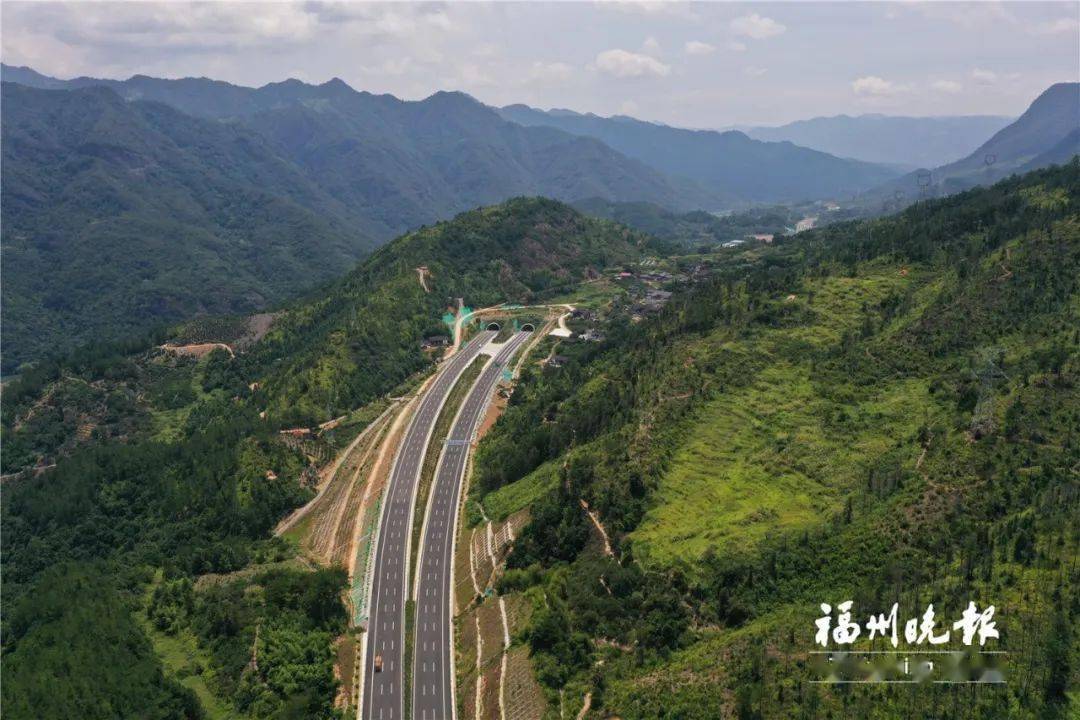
520, 323, 535, 332
486, 322, 501, 331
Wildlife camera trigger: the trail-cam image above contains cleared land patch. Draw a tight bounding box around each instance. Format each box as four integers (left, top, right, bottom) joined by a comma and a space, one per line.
632, 268, 932, 567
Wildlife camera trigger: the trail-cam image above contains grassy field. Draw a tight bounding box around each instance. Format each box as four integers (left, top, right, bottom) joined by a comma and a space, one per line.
137, 611, 240, 720
480, 460, 560, 523
545, 277, 627, 308
632, 267, 935, 567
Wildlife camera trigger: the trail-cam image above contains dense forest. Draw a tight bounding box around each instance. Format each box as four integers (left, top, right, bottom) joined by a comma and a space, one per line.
473, 162, 1080, 718
0, 198, 657, 718
0, 82, 374, 371
0, 70, 699, 370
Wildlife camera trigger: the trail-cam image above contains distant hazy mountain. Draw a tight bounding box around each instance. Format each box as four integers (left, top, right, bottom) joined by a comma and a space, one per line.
1019, 128, 1080, 172
498, 104, 901, 204
739, 114, 1014, 168
871, 82, 1079, 200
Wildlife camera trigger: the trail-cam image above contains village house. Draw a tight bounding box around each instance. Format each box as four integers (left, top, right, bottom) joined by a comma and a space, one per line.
421, 335, 450, 349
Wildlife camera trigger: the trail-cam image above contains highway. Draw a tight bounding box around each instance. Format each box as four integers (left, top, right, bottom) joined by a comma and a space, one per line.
362, 330, 495, 720
411, 330, 531, 720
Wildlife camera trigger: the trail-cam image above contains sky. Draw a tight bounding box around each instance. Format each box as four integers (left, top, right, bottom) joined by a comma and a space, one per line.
2, 1, 1077, 127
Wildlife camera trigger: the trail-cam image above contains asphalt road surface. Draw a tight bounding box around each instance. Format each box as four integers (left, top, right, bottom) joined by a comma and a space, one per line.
363, 331, 495, 720
412, 331, 531, 720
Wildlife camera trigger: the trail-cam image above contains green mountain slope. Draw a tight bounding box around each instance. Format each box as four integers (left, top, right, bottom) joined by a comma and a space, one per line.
246, 87, 714, 237
1, 67, 720, 369
0, 197, 650, 718
1, 65, 719, 226
472, 162, 1080, 719
1, 82, 372, 372
246, 197, 654, 424
4, 167, 1077, 719
874, 83, 1080, 201
2, 196, 650, 468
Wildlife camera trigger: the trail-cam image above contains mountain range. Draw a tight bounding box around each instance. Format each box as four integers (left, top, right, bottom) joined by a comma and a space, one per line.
498, 103, 901, 203
1, 64, 708, 235
2, 65, 1076, 371
737, 113, 1014, 167
0, 64, 908, 369
868, 82, 1080, 201
0, 68, 699, 369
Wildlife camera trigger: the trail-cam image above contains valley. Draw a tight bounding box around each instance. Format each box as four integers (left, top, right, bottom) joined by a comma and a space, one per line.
0, 17, 1077, 718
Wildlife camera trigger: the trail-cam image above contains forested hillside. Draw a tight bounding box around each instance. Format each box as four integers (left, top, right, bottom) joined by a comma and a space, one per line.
1, 68, 711, 369
0, 198, 654, 719
472, 162, 1080, 718
1, 66, 711, 223
0, 82, 372, 371
243, 198, 654, 425
572, 197, 806, 248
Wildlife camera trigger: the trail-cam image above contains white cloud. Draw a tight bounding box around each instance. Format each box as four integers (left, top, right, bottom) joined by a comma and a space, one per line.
852, 75, 908, 96
1031, 17, 1080, 35
471, 43, 499, 59
971, 68, 998, 85
361, 57, 414, 77
620, 99, 640, 115
684, 40, 715, 56
731, 13, 786, 40
602, 1, 699, 20
744, 66, 768, 77
642, 36, 662, 55
932, 79, 963, 94
441, 63, 493, 90
529, 61, 574, 83
425, 11, 453, 31
455, 63, 493, 88
909, 3, 1019, 31
595, 48, 671, 78
726, 41, 747, 52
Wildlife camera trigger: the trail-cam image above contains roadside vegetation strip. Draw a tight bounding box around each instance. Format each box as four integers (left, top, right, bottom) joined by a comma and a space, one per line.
330, 408, 400, 562
453, 610, 478, 720
296, 419, 384, 562
402, 354, 487, 716
330, 427, 385, 567
349, 497, 383, 624
350, 392, 421, 625
274, 397, 398, 538
503, 646, 548, 720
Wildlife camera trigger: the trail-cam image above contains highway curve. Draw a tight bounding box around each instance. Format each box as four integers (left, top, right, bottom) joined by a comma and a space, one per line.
362, 330, 495, 720
412, 330, 532, 720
